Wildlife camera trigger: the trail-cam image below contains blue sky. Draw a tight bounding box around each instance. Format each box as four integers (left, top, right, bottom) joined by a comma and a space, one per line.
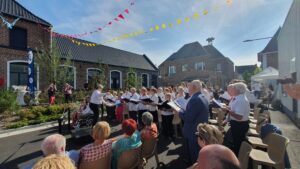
18, 0, 293, 66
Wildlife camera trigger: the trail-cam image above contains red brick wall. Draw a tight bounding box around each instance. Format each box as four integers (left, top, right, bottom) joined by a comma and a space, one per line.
0, 14, 51, 89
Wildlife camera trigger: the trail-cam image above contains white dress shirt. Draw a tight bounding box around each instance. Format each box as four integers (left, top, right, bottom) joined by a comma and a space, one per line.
229, 94, 250, 122
138, 95, 149, 111
128, 92, 140, 111
148, 94, 159, 111
157, 92, 165, 103
90, 90, 103, 105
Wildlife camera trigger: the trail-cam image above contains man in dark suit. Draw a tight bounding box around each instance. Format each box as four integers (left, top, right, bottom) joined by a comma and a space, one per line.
178, 80, 209, 164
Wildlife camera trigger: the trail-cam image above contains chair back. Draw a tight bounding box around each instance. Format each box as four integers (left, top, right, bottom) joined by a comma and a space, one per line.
79, 152, 111, 169
142, 138, 157, 159
253, 108, 261, 120
255, 116, 268, 133
238, 142, 252, 169
118, 146, 141, 169
267, 133, 290, 163
217, 108, 226, 127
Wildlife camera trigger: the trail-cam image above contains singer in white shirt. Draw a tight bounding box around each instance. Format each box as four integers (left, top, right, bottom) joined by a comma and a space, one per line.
128, 87, 140, 122
89, 84, 104, 125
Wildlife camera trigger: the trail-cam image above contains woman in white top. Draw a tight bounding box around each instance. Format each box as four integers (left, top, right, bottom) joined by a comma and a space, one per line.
148, 88, 159, 125
128, 87, 139, 122
161, 93, 174, 139
138, 87, 149, 127
157, 87, 165, 103
104, 90, 117, 121
90, 84, 104, 125
222, 82, 250, 155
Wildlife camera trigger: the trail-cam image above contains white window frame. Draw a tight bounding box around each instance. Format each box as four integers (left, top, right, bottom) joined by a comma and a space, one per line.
7, 60, 40, 90
216, 63, 222, 72
182, 64, 188, 72
110, 70, 122, 89
195, 62, 205, 71
59, 65, 76, 89
168, 66, 176, 76
141, 73, 150, 87
86, 68, 102, 83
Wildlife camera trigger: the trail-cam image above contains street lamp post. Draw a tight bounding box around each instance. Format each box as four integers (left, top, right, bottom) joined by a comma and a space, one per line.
243, 37, 272, 42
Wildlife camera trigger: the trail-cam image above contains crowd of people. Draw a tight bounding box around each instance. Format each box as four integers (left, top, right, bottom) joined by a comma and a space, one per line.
33, 78, 276, 169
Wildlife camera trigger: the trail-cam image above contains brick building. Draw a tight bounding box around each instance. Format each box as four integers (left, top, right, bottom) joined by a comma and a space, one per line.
158, 41, 234, 88
0, 0, 51, 90
257, 27, 281, 70
54, 36, 158, 90
0, 0, 158, 91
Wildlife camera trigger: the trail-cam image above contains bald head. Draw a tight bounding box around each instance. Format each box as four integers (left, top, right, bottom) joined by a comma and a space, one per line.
197, 145, 240, 169
188, 80, 202, 95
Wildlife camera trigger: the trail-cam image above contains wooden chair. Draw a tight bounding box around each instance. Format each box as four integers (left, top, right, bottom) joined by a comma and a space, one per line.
79, 152, 111, 169
238, 142, 252, 169
118, 146, 142, 169
249, 133, 290, 169
141, 138, 160, 168
249, 108, 261, 123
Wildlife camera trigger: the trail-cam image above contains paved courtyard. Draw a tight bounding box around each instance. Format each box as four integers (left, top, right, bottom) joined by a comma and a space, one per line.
0, 109, 299, 169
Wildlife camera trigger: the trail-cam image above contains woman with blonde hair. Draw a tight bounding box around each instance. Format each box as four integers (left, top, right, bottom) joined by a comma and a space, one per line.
33, 154, 75, 169
79, 121, 114, 164
195, 123, 223, 148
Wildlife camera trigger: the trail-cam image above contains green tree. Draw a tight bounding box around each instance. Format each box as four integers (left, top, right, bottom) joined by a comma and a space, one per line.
242, 66, 263, 83
126, 67, 138, 88
253, 67, 262, 75
35, 40, 74, 90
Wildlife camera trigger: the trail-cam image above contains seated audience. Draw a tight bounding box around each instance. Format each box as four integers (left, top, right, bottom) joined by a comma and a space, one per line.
141, 112, 158, 141
188, 123, 224, 169
32, 154, 76, 169
24, 134, 79, 169
112, 119, 142, 169
79, 121, 113, 164
195, 123, 224, 148
196, 144, 240, 169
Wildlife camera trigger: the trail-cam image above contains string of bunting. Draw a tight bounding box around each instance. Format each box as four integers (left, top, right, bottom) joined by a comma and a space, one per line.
70, 0, 233, 46
38, 0, 137, 39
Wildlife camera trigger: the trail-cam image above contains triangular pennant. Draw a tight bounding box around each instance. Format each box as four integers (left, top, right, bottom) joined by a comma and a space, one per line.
203, 9, 208, 15
193, 12, 200, 19
114, 18, 119, 21
150, 27, 154, 32
161, 24, 166, 29
98, 28, 102, 31
134, 32, 139, 36
177, 19, 182, 24
124, 9, 129, 14
185, 17, 190, 22
108, 22, 112, 25
118, 14, 125, 20
155, 25, 160, 30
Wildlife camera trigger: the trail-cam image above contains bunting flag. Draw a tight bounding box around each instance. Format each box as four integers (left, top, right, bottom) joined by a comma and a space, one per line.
49, 0, 137, 39
70, 0, 233, 47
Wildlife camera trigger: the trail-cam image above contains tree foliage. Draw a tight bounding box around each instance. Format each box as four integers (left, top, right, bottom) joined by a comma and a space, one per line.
242, 66, 263, 83
126, 67, 138, 88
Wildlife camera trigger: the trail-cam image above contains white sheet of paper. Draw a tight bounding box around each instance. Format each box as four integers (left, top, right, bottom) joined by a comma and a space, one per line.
167, 101, 182, 112
212, 99, 225, 108
175, 98, 187, 110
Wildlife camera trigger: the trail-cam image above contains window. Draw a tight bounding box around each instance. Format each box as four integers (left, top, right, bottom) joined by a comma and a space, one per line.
87, 68, 102, 84
142, 73, 149, 87
151, 74, 158, 87
9, 27, 27, 49
9, 62, 37, 88
216, 63, 222, 71
110, 70, 122, 89
168, 66, 176, 76
182, 64, 188, 72
195, 62, 205, 71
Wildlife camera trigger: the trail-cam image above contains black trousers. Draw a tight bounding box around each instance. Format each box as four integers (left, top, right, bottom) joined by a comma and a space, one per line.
149, 110, 158, 123
230, 120, 249, 155
162, 114, 174, 138
138, 110, 148, 127
106, 106, 116, 120
89, 103, 100, 125
64, 94, 72, 103
129, 111, 138, 122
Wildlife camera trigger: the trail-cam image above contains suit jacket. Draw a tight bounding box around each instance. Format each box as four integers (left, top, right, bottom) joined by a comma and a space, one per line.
179, 92, 209, 139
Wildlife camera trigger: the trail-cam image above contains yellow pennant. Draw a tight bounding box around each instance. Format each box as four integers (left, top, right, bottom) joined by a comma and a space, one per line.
203, 9, 208, 15
185, 17, 190, 22
169, 23, 173, 27
177, 18, 182, 24
193, 12, 200, 19
150, 27, 154, 32
161, 24, 166, 29
155, 25, 160, 30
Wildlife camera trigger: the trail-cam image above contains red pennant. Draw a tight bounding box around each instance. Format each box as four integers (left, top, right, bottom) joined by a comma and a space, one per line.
124, 9, 129, 14
108, 22, 112, 25
98, 28, 102, 31
114, 18, 119, 21
118, 14, 125, 20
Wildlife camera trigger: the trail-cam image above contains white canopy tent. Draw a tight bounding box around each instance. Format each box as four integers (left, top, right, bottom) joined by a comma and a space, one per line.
251, 67, 279, 82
